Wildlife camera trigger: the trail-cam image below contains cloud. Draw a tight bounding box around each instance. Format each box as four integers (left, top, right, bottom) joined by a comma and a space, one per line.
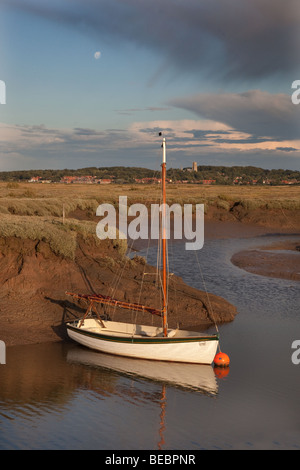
169, 90, 300, 141
115, 107, 171, 116
3, 0, 298, 82
1, 119, 299, 171
276, 147, 297, 152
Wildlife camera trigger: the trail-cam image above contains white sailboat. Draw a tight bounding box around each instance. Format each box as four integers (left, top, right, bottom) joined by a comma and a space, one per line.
66, 136, 219, 364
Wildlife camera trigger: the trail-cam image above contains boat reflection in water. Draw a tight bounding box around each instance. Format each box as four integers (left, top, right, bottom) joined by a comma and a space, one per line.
67, 345, 218, 449
67, 346, 218, 396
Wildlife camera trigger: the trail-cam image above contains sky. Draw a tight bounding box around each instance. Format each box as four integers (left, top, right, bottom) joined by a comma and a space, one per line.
0, 0, 299, 171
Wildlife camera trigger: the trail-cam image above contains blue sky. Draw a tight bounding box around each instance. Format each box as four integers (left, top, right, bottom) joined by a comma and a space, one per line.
0, 0, 299, 171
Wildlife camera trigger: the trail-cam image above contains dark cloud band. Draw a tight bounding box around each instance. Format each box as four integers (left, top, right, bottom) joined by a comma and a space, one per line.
3, 0, 298, 81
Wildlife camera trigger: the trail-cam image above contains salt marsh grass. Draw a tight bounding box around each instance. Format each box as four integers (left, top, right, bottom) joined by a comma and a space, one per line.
0, 182, 298, 259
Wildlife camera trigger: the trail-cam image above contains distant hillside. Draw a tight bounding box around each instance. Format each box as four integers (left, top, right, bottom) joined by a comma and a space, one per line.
0, 165, 299, 185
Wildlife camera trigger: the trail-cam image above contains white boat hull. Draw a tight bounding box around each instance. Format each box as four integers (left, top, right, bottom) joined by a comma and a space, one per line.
66, 319, 219, 365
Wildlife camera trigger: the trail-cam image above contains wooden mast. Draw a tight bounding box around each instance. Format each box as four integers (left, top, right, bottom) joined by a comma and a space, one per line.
161, 136, 168, 337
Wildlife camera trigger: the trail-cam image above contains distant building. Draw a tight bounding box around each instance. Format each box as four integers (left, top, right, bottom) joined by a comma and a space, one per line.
99, 179, 112, 184
134, 177, 162, 184
192, 162, 198, 172
200, 179, 216, 185
281, 179, 298, 185
28, 176, 42, 183
60, 176, 76, 183
60, 175, 112, 184
233, 177, 243, 184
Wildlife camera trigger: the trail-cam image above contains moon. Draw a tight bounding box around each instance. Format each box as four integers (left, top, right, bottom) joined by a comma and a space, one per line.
94, 51, 101, 60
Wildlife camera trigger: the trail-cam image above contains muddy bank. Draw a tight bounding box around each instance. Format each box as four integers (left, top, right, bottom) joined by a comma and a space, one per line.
0, 235, 237, 347
209, 219, 300, 282
231, 240, 300, 281
1, 211, 299, 347
204, 219, 299, 240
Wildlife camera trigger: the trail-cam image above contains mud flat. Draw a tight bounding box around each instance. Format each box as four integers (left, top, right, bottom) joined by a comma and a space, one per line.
231, 240, 300, 281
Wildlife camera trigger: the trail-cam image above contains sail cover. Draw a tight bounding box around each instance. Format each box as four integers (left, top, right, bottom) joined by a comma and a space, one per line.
66, 292, 163, 317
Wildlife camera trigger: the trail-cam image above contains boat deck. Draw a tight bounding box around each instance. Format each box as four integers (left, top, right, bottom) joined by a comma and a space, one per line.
69, 318, 217, 340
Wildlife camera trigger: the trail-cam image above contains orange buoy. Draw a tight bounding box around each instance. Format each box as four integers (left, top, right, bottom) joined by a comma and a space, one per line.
214, 351, 230, 368
214, 367, 230, 379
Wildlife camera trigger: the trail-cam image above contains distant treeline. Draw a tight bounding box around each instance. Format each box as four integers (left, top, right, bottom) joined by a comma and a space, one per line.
0, 165, 299, 185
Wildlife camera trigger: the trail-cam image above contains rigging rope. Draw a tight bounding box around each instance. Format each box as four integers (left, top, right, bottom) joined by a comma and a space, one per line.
181, 207, 220, 335
105, 156, 164, 323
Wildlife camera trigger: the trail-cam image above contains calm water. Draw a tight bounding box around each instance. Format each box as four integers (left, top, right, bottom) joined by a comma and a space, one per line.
0, 235, 299, 450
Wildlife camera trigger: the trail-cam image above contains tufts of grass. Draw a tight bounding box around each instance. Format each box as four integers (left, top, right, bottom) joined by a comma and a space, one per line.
216, 199, 231, 211
0, 215, 77, 259
0, 215, 127, 260
0, 197, 99, 218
